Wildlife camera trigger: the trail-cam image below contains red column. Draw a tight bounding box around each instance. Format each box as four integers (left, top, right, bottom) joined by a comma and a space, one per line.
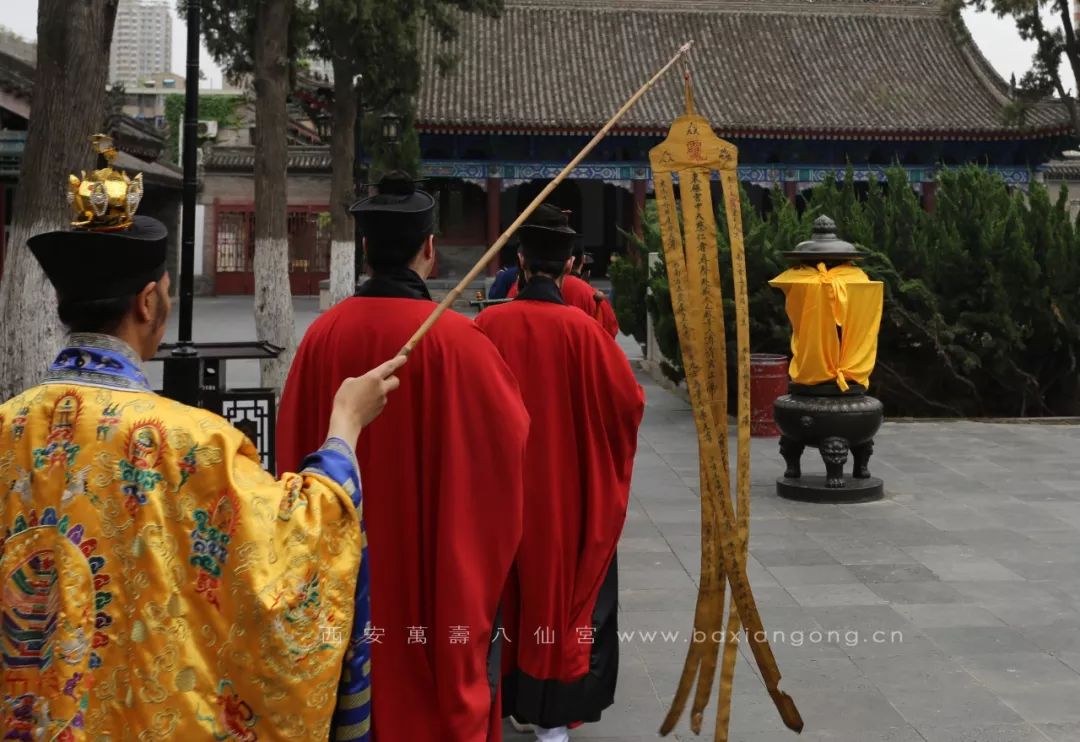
632, 179, 647, 238
486, 176, 501, 276
922, 180, 938, 213
784, 180, 797, 206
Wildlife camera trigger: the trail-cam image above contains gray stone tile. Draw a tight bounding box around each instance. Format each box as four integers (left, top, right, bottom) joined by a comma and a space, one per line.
915, 504, 1010, 531
1054, 650, 1080, 675
618, 587, 700, 613
620, 567, 696, 590
751, 547, 840, 567
994, 680, 1080, 724
1018, 619, 1080, 654
849, 563, 940, 583
766, 565, 862, 586
773, 656, 866, 688
806, 605, 937, 659
956, 651, 1080, 691
866, 580, 967, 605
808, 533, 921, 565
787, 583, 888, 607
803, 731, 928, 742
904, 545, 1026, 582
748, 586, 800, 607
925, 626, 1041, 657
917, 723, 1055, 742
856, 655, 1025, 728
892, 603, 1007, 629
1037, 721, 1080, 741
792, 685, 911, 735
617, 535, 677, 554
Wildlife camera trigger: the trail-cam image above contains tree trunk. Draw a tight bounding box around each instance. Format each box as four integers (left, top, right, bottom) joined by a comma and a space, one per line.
253, 0, 297, 391
328, 53, 357, 306
0, 0, 118, 400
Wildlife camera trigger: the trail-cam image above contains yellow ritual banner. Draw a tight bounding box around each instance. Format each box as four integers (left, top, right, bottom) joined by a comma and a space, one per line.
653, 78, 803, 740
769, 263, 884, 390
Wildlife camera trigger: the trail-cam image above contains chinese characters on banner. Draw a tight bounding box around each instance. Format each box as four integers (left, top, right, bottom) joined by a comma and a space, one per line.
345, 625, 597, 645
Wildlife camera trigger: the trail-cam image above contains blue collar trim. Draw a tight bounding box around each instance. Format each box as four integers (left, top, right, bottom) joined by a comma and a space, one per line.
45, 333, 150, 392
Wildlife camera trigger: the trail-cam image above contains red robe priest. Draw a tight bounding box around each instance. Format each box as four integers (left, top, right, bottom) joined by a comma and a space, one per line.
278, 173, 529, 742
476, 204, 644, 740
508, 272, 619, 337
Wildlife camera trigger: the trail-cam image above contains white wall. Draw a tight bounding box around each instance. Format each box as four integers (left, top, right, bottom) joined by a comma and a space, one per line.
194, 204, 205, 275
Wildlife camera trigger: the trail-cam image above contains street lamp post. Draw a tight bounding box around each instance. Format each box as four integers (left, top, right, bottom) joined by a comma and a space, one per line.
164, 0, 202, 406
353, 75, 364, 283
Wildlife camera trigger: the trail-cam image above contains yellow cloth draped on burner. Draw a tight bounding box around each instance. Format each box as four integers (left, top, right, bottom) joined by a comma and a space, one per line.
769, 262, 884, 391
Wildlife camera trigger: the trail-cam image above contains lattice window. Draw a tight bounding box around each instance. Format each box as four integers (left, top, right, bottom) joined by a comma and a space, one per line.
217, 208, 330, 275
216, 211, 253, 273
220, 391, 276, 473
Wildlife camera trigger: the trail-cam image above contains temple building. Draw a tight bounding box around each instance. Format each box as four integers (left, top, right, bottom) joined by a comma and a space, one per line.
166, 0, 1078, 291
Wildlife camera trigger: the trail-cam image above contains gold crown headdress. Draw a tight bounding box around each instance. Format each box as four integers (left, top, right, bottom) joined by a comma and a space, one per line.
67, 134, 144, 231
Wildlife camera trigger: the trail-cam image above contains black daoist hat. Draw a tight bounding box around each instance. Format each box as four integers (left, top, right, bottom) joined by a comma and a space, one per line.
29, 135, 167, 303
350, 171, 436, 253
519, 203, 577, 261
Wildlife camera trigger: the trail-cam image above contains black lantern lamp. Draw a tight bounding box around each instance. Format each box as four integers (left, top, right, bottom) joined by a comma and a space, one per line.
381, 111, 401, 144
314, 110, 332, 142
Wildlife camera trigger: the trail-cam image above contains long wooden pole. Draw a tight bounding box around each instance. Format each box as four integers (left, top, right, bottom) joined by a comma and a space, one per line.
398, 41, 694, 356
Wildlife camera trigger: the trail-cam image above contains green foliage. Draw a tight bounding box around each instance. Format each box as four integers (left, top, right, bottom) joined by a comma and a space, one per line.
180, 0, 315, 81
645, 259, 684, 383
638, 167, 1080, 417
952, 0, 1080, 138
310, 0, 503, 179
611, 202, 659, 344
163, 94, 244, 163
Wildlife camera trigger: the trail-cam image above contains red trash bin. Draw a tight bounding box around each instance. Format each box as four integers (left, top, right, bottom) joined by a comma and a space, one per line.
750, 354, 789, 437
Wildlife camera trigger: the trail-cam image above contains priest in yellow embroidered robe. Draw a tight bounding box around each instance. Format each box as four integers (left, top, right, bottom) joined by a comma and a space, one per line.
0, 145, 393, 741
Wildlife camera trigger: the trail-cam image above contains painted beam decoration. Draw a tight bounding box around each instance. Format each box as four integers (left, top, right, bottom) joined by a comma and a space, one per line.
418, 158, 1033, 191
651, 79, 803, 741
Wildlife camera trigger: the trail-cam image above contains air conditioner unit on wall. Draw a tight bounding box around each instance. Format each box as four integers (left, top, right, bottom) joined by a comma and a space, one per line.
197, 120, 218, 139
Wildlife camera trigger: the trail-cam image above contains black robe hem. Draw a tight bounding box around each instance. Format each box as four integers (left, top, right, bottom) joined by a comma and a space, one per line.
501, 555, 619, 729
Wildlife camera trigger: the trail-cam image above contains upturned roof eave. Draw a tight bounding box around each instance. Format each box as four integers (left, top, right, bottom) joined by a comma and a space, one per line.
415, 122, 1075, 141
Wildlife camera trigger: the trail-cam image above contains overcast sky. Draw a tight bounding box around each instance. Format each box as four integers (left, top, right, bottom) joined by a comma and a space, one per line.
0, 2, 1066, 95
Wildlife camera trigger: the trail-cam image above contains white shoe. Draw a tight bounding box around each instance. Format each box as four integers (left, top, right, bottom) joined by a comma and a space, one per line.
534, 726, 570, 742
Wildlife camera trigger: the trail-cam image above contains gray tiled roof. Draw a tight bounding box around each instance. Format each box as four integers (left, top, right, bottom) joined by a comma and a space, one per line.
416, 0, 1071, 139
204, 146, 332, 172
1043, 158, 1080, 180
114, 150, 182, 188
0, 48, 33, 103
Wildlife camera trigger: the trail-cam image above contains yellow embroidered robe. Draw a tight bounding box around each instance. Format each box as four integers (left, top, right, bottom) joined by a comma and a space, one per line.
0, 337, 363, 741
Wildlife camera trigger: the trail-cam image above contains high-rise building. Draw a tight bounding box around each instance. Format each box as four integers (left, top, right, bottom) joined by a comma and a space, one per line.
108, 0, 173, 86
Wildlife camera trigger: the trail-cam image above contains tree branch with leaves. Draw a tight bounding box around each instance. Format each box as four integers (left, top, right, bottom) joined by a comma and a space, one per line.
954, 0, 1080, 137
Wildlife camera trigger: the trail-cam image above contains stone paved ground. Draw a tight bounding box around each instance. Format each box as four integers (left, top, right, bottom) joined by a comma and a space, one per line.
510, 382, 1080, 742
157, 298, 1080, 742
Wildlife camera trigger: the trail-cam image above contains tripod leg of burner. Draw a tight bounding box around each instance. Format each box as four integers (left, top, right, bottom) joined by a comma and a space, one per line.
821, 437, 849, 488
852, 439, 874, 479
779, 435, 804, 479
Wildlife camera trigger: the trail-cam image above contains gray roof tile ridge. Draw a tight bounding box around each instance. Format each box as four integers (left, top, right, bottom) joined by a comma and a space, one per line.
503, 0, 944, 16
947, 6, 1013, 107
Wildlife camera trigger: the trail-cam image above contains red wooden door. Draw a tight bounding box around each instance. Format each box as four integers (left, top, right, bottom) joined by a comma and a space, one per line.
214, 203, 330, 295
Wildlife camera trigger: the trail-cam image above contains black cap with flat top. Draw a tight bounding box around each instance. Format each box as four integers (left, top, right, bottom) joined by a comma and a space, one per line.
350, 171, 436, 250
29, 215, 168, 303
